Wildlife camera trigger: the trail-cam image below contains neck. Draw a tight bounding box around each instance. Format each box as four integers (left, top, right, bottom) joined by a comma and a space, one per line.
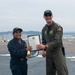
18, 38, 21, 41
47, 20, 53, 26
17, 38, 21, 44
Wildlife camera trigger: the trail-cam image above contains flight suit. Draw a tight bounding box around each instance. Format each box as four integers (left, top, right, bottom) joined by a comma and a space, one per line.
42, 21, 68, 75
7, 38, 28, 75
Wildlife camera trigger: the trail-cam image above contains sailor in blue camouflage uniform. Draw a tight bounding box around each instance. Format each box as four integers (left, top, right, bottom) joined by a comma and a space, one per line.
7, 27, 32, 75
37, 10, 68, 75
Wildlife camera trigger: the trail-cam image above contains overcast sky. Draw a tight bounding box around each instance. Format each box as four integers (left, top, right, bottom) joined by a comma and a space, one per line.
0, 0, 75, 32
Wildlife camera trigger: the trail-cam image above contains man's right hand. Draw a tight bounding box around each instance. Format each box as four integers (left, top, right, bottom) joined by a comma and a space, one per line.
26, 46, 32, 51
42, 50, 46, 58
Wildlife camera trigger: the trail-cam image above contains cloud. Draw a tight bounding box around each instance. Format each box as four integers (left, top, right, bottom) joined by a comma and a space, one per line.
0, 0, 75, 32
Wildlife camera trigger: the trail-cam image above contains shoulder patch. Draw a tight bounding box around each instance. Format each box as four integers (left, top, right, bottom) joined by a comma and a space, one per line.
55, 23, 62, 31
57, 27, 62, 31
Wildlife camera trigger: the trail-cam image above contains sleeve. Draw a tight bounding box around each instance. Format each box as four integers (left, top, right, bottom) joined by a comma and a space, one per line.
7, 41, 27, 58
42, 30, 46, 45
47, 26, 63, 49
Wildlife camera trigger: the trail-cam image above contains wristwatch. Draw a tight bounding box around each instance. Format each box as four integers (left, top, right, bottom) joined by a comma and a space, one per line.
44, 45, 48, 51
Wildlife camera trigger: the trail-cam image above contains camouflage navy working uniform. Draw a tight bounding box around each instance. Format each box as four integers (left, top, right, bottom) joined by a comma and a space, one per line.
42, 21, 68, 75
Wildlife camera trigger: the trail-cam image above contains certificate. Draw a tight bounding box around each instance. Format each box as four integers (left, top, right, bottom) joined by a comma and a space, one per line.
27, 35, 40, 50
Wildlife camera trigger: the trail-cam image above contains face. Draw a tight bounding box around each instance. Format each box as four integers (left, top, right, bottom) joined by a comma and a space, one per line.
44, 15, 53, 24
13, 31, 22, 39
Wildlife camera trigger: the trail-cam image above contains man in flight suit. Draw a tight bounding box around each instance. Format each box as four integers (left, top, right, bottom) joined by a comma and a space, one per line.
37, 10, 68, 75
7, 27, 32, 75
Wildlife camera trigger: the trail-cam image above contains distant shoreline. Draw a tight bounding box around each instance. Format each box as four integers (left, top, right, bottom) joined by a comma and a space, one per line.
0, 31, 75, 35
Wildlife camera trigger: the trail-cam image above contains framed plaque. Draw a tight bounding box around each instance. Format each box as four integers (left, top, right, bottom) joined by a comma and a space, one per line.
27, 35, 40, 51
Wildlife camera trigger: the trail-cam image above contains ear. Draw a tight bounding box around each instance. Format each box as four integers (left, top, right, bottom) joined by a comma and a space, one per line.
51, 15, 53, 18
43, 16, 46, 19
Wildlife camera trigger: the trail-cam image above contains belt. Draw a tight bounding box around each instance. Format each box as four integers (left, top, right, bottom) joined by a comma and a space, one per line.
20, 58, 24, 61
11, 57, 27, 61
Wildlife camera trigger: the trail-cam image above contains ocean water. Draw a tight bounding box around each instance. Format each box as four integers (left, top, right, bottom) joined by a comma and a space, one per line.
63, 33, 75, 40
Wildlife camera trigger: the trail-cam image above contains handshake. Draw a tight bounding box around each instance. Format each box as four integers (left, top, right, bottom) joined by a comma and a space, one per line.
26, 44, 48, 57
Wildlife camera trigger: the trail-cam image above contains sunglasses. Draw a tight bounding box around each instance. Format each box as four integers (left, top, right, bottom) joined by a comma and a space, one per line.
44, 13, 52, 17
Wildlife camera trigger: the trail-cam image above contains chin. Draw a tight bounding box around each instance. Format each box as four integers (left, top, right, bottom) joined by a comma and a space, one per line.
47, 21, 51, 23
46, 20, 51, 22
16, 37, 21, 39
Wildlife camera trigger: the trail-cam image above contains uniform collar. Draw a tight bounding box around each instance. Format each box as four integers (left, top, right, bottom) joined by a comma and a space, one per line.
13, 38, 23, 45
46, 21, 55, 27
45, 21, 55, 30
